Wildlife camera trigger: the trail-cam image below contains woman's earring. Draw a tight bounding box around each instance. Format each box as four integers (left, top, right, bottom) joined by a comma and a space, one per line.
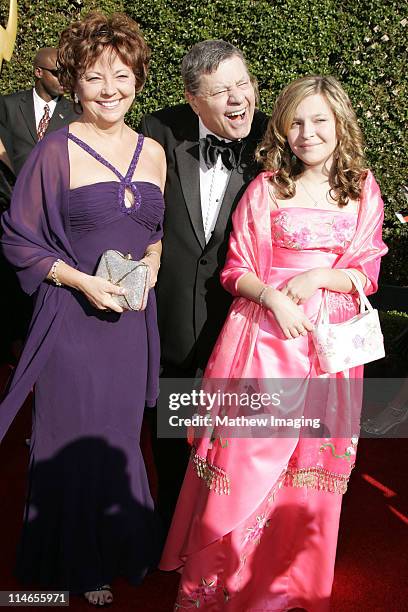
74, 93, 79, 104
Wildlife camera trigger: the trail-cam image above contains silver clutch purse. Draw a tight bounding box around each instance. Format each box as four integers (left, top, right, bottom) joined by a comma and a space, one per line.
95, 250, 150, 311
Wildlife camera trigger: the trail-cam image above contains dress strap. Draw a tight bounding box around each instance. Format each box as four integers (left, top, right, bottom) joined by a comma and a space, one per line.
68, 132, 124, 180
125, 133, 144, 181
67, 132, 145, 214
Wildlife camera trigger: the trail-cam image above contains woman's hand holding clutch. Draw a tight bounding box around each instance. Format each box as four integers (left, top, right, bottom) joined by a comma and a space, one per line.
46, 260, 126, 313
78, 275, 126, 313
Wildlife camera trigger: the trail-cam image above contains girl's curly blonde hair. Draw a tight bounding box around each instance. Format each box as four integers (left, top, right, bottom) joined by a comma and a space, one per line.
257, 75, 367, 207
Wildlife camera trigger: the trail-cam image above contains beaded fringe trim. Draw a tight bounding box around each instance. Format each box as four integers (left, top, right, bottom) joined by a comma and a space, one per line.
191, 449, 230, 495
191, 451, 350, 496
284, 466, 350, 495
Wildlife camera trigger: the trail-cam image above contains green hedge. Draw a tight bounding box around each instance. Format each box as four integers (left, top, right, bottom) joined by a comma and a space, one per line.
374, 310, 408, 376
0, 0, 123, 86
380, 310, 408, 345
1, 0, 407, 284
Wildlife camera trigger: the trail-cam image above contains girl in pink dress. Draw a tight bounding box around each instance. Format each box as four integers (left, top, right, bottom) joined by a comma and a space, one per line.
160, 76, 387, 611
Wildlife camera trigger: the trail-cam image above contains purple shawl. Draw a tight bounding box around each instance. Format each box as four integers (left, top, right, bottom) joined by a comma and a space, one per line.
1, 129, 76, 443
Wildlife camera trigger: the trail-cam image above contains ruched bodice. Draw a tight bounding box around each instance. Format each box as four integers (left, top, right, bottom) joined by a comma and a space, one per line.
69, 181, 164, 235
67, 180, 164, 275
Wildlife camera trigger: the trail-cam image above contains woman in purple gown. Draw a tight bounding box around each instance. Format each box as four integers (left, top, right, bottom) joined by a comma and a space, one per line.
0, 12, 166, 605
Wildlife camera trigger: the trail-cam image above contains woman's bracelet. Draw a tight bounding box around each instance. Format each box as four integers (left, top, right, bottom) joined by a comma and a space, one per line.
257, 285, 270, 307
50, 259, 63, 287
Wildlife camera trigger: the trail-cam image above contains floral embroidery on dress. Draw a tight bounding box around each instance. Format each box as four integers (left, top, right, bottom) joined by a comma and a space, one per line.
271, 209, 357, 254
234, 470, 286, 591
319, 435, 358, 464
332, 214, 356, 246
290, 226, 312, 250
327, 291, 357, 313
175, 577, 229, 609
210, 433, 229, 449
243, 514, 271, 545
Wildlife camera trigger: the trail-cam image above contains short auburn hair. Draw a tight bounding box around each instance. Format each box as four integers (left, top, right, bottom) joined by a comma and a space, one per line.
58, 12, 150, 98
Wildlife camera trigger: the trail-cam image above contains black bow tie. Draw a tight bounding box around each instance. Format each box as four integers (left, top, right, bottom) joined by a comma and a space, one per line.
200, 134, 244, 171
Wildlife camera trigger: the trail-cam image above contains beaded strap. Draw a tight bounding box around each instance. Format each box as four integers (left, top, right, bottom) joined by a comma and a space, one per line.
67, 132, 144, 214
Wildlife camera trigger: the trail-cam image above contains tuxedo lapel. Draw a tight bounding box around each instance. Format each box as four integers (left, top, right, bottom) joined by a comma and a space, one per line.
18, 92, 37, 144
175, 139, 206, 250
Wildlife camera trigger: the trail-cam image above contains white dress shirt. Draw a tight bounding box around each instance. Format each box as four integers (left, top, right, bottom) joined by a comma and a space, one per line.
199, 119, 232, 243
33, 88, 58, 130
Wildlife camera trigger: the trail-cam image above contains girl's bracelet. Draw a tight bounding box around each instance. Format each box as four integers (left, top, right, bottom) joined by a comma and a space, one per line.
257, 285, 270, 307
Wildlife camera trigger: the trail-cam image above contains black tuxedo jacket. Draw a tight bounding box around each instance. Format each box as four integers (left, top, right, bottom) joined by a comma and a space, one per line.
0, 89, 77, 175
140, 104, 267, 373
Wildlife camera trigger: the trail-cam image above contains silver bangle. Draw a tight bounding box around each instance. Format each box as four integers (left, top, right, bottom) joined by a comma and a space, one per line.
50, 259, 63, 286
258, 285, 270, 307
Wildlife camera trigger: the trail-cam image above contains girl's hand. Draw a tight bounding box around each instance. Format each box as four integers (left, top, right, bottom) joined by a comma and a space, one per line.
280, 269, 322, 305
263, 288, 314, 339
78, 275, 126, 313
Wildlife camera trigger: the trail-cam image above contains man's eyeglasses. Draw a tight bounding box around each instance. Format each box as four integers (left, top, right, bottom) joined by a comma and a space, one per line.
38, 66, 59, 78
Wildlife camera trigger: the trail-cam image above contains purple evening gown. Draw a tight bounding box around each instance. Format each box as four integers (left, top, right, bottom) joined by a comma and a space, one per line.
15, 134, 165, 593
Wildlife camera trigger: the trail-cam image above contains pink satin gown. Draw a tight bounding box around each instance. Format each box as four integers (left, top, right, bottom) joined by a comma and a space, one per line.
160, 172, 387, 612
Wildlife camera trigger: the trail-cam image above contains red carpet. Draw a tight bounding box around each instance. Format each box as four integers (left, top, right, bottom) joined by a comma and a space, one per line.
0, 363, 407, 611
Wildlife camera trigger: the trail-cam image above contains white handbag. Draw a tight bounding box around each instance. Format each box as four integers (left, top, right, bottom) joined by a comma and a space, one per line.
311, 269, 385, 374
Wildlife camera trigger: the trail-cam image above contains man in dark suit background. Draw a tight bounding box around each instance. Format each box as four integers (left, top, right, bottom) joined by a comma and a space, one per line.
0, 47, 76, 175
140, 40, 267, 527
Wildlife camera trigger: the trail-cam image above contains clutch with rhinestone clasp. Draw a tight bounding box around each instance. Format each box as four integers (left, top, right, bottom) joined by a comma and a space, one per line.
95, 250, 150, 311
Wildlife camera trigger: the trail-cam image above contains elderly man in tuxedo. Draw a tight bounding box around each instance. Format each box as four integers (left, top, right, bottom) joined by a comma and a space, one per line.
0, 47, 76, 175
141, 40, 266, 377
140, 40, 267, 528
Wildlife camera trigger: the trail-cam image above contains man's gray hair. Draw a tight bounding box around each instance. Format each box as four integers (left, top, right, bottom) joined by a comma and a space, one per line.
181, 40, 247, 95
